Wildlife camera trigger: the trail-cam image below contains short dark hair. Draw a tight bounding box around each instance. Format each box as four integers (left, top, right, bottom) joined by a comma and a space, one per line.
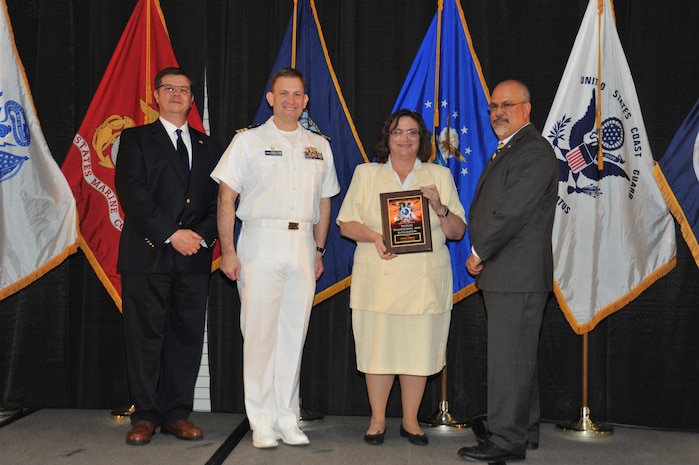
374, 109, 432, 163
269, 68, 306, 91
154, 67, 192, 89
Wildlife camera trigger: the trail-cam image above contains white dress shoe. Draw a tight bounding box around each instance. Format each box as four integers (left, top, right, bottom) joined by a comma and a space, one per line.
277, 426, 309, 446
252, 428, 278, 448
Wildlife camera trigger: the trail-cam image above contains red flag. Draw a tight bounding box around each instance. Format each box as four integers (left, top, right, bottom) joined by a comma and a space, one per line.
61, 0, 205, 310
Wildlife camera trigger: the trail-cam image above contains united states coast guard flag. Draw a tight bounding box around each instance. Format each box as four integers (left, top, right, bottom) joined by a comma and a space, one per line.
0, 0, 77, 300
543, 0, 676, 334
655, 99, 699, 269
252, 0, 368, 304
392, 0, 496, 300
60, 0, 205, 309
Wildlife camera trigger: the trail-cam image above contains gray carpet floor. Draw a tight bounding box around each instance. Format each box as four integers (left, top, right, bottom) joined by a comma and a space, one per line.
1, 409, 697, 464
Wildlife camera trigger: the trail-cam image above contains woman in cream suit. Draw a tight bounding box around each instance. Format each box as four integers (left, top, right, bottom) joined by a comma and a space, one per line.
338, 109, 466, 446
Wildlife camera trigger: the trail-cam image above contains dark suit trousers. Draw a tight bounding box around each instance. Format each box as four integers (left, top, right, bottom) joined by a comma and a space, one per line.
482, 290, 547, 453
121, 268, 209, 426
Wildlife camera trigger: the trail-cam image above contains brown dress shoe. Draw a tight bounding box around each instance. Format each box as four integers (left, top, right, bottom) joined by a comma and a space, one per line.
126, 420, 155, 445
161, 418, 204, 440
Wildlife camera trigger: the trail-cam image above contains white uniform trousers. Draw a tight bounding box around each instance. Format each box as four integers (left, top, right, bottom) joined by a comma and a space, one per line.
237, 221, 316, 433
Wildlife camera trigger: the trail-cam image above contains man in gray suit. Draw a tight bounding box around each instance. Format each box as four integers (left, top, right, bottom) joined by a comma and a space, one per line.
458, 80, 558, 462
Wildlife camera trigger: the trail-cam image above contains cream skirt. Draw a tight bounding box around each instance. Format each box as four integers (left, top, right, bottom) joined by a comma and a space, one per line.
352, 309, 451, 376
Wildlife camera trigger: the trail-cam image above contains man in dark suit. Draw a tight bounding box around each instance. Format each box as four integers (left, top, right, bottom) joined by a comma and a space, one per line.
458, 80, 558, 462
115, 67, 222, 445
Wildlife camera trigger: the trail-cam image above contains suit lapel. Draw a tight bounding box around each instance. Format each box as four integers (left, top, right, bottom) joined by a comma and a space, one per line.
473, 124, 534, 201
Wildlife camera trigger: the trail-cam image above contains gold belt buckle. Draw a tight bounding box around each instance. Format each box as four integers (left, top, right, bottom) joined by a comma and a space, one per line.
288, 222, 299, 230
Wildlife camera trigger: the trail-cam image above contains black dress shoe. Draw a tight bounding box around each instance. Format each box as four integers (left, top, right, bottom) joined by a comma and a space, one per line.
363, 430, 385, 445
399, 424, 428, 446
457, 440, 525, 462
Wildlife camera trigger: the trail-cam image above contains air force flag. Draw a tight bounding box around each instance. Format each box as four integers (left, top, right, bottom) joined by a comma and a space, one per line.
543, 0, 676, 334
392, 0, 497, 300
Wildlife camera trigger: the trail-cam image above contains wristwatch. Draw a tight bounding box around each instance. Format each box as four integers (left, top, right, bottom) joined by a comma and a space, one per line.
316, 246, 326, 257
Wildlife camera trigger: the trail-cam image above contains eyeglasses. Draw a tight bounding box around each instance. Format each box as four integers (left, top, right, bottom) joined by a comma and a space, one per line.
389, 129, 420, 138
157, 85, 192, 95
488, 101, 527, 112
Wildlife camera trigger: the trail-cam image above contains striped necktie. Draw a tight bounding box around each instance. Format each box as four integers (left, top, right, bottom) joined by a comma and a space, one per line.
491, 141, 505, 160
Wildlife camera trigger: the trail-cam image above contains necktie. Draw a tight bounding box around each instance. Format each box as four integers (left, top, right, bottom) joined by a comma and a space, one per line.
176, 128, 190, 181
491, 141, 505, 160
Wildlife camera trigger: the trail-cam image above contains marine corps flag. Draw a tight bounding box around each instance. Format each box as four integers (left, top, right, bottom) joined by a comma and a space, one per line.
392, 0, 497, 301
543, 0, 676, 334
60, 0, 204, 309
0, 0, 77, 299
655, 99, 699, 269
252, 0, 368, 304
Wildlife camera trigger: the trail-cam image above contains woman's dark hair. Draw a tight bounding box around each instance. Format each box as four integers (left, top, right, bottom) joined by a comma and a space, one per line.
374, 109, 432, 163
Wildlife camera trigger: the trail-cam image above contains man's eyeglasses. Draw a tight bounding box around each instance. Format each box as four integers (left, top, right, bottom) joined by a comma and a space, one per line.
488, 101, 527, 112
389, 129, 421, 138
158, 85, 191, 95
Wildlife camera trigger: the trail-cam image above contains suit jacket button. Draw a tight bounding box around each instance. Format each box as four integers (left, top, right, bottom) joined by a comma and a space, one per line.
186, 198, 191, 204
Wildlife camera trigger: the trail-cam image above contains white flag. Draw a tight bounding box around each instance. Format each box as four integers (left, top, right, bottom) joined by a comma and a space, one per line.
0, 0, 77, 299
543, 0, 676, 334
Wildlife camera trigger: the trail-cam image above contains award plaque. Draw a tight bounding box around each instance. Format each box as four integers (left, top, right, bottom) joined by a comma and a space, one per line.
380, 190, 432, 254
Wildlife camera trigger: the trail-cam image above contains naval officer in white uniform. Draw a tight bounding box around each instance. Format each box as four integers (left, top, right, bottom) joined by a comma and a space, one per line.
211, 68, 340, 449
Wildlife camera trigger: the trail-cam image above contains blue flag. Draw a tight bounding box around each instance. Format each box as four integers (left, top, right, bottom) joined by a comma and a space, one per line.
392, 0, 496, 300
656, 99, 699, 269
252, 0, 368, 304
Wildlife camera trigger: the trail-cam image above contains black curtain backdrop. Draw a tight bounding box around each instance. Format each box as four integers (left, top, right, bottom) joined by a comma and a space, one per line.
2, 0, 698, 430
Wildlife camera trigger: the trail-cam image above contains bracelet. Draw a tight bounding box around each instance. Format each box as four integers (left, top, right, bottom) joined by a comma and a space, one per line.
438, 206, 449, 218
316, 246, 326, 257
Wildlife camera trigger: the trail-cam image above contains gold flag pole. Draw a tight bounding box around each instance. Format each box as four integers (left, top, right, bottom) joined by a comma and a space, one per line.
556, 332, 613, 438
429, 0, 443, 161
595, 0, 604, 171
557, 0, 612, 440
419, 1, 467, 430
419, 362, 469, 430
291, 0, 298, 68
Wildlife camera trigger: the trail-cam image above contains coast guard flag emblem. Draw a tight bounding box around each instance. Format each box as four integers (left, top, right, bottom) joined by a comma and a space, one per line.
543, 0, 676, 334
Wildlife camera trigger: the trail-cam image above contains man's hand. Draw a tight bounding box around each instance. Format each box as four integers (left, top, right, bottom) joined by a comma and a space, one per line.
219, 252, 242, 281
466, 252, 483, 276
170, 229, 203, 256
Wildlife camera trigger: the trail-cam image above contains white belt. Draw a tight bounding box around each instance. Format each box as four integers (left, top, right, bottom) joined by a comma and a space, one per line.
243, 219, 314, 231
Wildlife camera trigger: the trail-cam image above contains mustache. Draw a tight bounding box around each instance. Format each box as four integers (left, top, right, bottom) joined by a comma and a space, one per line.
493, 116, 509, 123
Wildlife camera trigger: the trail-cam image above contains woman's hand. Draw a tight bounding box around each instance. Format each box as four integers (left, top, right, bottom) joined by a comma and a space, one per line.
374, 236, 397, 260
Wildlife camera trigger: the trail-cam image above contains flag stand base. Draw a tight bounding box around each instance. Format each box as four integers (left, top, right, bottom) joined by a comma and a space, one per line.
419, 400, 469, 430
111, 404, 135, 421
556, 406, 613, 439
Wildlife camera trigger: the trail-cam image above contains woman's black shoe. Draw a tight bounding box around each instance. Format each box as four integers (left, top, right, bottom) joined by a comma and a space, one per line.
399, 424, 428, 446
364, 430, 385, 445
